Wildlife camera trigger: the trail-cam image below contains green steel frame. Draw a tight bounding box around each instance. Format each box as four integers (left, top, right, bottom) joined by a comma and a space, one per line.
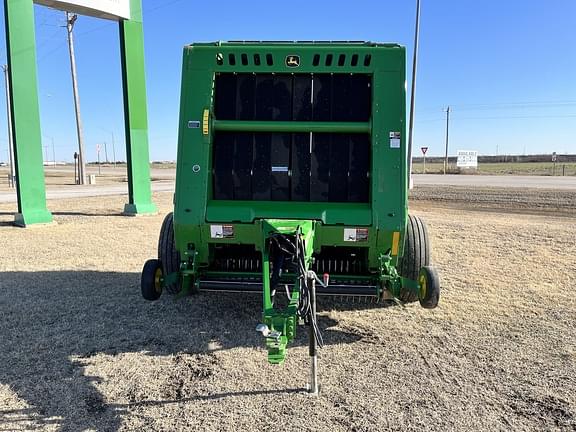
167, 42, 414, 364
3, 0, 156, 226
119, 0, 156, 215
3, 0, 51, 226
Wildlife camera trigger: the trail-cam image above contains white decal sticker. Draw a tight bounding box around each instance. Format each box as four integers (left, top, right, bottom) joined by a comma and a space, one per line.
344, 228, 368, 242
344, 228, 357, 242
210, 225, 223, 238
211, 224, 234, 239
389, 131, 401, 149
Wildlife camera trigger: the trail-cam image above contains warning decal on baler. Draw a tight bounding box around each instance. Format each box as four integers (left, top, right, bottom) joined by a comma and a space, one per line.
389, 131, 401, 148
344, 228, 369, 242
210, 224, 235, 239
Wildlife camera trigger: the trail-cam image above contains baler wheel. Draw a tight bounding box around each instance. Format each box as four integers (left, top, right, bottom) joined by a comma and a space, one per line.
158, 212, 182, 295
141, 259, 163, 301
418, 266, 440, 309
398, 214, 430, 302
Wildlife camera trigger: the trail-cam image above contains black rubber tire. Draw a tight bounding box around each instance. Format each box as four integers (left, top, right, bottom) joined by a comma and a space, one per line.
141, 258, 162, 301
418, 265, 440, 309
397, 214, 431, 302
158, 212, 182, 295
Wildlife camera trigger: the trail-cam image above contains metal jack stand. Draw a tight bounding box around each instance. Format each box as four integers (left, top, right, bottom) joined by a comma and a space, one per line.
307, 272, 319, 396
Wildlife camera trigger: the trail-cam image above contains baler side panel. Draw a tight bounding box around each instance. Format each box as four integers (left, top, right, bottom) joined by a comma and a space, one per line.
174, 48, 214, 263
371, 54, 407, 266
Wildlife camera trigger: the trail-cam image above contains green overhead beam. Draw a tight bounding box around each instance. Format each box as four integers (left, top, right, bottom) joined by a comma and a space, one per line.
4, 0, 52, 226
213, 120, 371, 134
119, 0, 156, 215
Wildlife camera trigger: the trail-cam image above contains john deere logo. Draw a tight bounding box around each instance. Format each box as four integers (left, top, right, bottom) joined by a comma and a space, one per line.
286, 55, 300, 68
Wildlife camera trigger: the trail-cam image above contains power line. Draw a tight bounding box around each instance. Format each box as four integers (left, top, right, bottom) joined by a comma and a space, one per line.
75, 22, 113, 38
70, 0, 190, 38
26, 0, 193, 76
145, 0, 188, 13
451, 100, 576, 109
455, 114, 576, 120
419, 100, 576, 114
36, 27, 65, 51
415, 114, 576, 125
37, 41, 68, 63
415, 117, 444, 124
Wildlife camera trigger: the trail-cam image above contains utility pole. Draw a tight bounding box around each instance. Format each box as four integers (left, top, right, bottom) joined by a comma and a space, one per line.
443, 106, 450, 174
52, 137, 56, 167
100, 127, 117, 167
407, 0, 421, 188
66, 12, 87, 185
104, 141, 109, 164
44, 144, 49, 163
2, 64, 16, 188
111, 132, 116, 167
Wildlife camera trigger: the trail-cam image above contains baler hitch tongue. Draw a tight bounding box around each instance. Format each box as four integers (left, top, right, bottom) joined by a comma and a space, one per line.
255, 323, 281, 341
257, 220, 323, 394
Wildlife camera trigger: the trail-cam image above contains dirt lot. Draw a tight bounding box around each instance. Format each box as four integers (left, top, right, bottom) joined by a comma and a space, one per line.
1, 189, 575, 431
410, 185, 576, 216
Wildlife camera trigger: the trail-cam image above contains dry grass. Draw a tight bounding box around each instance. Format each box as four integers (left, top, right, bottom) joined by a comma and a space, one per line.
0, 192, 575, 431
411, 161, 576, 176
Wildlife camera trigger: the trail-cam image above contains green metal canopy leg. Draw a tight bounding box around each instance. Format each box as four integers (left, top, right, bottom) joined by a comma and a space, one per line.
120, 0, 157, 215
4, 0, 52, 227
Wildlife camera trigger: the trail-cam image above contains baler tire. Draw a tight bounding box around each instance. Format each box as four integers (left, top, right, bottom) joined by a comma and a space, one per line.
158, 212, 182, 295
397, 214, 430, 303
418, 265, 440, 309
141, 259, 162, 301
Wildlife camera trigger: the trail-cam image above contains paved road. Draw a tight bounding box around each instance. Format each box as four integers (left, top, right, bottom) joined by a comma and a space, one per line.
0, 181, 175, 204
412, 174, 576, 190
2, 174, 575, 204
40, 166, 176, 179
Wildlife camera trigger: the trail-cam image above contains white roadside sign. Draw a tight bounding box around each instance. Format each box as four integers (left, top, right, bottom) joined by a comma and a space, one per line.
457, 150, 478, 168
34, 0, 130, 21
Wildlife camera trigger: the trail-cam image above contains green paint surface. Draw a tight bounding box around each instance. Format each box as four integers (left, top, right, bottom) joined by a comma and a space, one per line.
3, 0, 155, 224
174, 42, 407, 268
120, 0, 156, 215
4, 0, 52, 226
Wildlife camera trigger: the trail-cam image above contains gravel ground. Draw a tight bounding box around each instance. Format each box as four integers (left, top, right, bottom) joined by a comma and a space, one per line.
1, 189, 575, 431
410, 185, 576, 215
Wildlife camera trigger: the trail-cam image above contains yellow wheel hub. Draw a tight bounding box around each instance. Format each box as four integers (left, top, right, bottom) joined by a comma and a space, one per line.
419, 273, 427, 300
154, 267, 163, 293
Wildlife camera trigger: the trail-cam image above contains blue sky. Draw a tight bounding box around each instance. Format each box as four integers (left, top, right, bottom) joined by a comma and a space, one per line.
0, 0, 575, 162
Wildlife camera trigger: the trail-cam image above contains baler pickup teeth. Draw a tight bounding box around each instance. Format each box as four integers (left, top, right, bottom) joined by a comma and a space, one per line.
198, 277, 379, 297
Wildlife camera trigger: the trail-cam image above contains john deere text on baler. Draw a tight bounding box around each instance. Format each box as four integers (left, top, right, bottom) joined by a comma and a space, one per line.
141, 42, 440, 394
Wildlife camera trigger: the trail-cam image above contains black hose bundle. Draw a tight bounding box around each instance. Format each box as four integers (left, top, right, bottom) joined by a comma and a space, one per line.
269, 231, 324, 348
